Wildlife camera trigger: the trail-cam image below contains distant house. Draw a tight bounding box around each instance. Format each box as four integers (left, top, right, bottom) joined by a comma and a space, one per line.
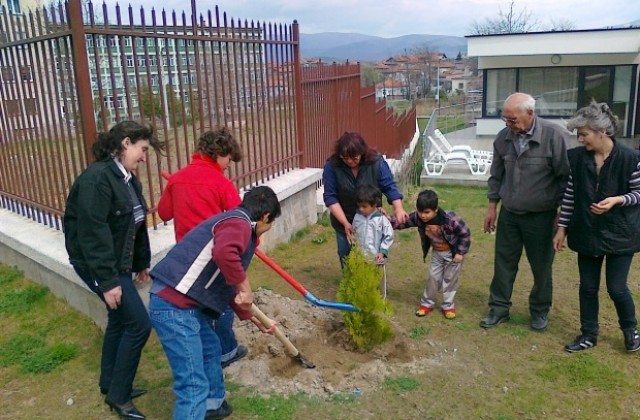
467, 27, 640, 138
375, 78, 404, 100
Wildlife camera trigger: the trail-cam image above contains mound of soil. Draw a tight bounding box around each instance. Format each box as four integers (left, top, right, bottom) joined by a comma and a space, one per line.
226, 289, 436, 397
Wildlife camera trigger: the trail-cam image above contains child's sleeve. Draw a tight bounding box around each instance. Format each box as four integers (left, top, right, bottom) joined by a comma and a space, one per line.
379, 217, 394, 257
454, 215, 471, 255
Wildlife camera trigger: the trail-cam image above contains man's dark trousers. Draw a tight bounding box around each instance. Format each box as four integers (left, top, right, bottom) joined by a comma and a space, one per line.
488, 207, 556, 318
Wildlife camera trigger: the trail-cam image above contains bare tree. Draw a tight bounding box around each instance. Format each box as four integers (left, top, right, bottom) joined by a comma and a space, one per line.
468, 0, 539, 35
545, 18, 577, 31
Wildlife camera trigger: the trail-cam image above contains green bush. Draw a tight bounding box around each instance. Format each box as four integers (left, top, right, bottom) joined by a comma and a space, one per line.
337, 247, 393, 350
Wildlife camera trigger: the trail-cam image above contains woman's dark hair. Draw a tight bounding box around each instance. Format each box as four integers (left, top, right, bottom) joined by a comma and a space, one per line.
198, 127, 242, 162
329, 131, 378, 165
416, 189, 439, 212
91, 120, 164, 161
242, 185, 281, 223
355, 184, 382, 207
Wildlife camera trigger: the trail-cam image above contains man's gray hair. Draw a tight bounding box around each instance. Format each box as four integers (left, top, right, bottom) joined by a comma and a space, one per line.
505, 93, 536, 113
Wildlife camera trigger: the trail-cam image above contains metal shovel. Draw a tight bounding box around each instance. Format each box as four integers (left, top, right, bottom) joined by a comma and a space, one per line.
251, 304, 316, 369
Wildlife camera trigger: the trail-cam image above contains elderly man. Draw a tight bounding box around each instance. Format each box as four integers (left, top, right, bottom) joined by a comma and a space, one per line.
480, 92, 570, 331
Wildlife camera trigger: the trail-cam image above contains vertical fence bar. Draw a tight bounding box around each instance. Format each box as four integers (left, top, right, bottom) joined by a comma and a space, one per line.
67, 0, 96, 166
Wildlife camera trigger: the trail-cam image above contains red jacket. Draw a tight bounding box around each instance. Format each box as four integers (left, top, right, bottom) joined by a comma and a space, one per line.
157, 153, 242, 242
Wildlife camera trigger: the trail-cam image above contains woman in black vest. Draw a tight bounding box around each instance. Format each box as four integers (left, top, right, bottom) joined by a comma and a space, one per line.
64, 121, 164, 419
322, 131, 409, 266
553, 101, 640, 353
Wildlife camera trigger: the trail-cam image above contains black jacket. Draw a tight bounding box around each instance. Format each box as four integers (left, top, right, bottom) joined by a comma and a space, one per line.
64, 159, 151, 292
567, 143, 640, 256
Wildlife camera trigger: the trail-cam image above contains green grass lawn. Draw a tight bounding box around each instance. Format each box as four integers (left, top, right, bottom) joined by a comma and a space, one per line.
3, 184, 640, 419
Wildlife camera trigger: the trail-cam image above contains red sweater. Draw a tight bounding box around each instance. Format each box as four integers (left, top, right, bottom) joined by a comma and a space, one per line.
157, 153, 242, 242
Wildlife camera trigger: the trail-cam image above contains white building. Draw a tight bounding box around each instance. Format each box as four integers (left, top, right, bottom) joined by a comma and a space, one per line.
467, 27, 640, 139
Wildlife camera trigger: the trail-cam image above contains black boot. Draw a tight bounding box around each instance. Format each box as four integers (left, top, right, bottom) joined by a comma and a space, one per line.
623, 329, 640, 352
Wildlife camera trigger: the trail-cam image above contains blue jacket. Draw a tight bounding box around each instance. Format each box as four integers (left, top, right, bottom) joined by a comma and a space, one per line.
323, 154, 403, 233
150, 208, 257, 316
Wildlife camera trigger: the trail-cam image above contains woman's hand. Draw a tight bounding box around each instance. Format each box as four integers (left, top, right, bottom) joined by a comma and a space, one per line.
391, 199, 409, 224
103, 286, 123, 310
134, 268, 150, 285
344, 222, 354, 244
590, 196, 623, 214
552, 227, 566, 252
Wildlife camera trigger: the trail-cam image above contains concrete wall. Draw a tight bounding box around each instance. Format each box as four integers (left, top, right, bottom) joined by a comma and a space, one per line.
0, 167, 322, 330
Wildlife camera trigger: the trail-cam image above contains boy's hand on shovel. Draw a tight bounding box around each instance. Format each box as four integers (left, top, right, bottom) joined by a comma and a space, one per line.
250, 316, 277, 335
234, 290, 254, 311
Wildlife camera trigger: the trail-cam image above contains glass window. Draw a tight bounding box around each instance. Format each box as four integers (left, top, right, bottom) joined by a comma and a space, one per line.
520, 67, 578, 117
582, 67, 611, 107
485, 69, 516, 116
7, 0, 21, 14
612, 66, 633, 135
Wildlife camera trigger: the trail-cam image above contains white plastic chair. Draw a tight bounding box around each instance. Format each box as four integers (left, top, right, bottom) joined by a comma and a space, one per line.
433, 129, 493, 161
425, 135, 489, 176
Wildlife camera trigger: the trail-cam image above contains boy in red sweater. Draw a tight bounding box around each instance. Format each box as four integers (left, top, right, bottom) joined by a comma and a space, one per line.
157, 127, 247, 367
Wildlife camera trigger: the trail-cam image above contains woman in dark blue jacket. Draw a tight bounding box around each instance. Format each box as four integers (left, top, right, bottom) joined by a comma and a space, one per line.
64, 121, 164, 419
553, 101, 640, 354
322, 131, 409, 266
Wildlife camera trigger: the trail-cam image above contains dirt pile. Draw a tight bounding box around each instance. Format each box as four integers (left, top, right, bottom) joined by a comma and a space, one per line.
226, 289, 438, 397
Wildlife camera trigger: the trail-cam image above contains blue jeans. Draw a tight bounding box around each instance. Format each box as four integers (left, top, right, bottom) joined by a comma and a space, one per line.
74, 267, 151, 404
149, 294, 225, 420
335, 229, 352, 268
578, 253, 637, 337
214, 306, 238, 363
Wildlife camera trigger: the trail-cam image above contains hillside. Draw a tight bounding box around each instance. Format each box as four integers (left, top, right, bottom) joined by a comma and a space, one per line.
300, 32, 467, 62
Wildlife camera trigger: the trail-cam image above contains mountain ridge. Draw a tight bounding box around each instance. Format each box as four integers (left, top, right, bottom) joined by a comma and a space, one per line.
300, 32, 467, 62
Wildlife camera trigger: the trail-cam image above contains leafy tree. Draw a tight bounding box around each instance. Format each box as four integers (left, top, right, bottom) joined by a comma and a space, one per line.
337, 247, 393, 350
456, 51, 462, 61
138, 83, 162, 121
361, 64, 382, 87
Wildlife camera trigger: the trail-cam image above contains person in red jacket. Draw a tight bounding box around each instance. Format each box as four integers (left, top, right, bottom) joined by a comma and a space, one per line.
157, 127, 248, 368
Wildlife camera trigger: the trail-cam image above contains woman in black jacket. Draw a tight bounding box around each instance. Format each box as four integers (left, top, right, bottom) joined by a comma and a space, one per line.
553, 101, 640, 354
64, 121, 164, 419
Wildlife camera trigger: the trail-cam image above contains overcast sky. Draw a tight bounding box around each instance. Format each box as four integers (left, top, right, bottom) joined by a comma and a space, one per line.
101, 0, 639, 38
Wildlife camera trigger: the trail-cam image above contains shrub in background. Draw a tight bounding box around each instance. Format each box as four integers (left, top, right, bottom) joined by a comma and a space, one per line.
337, 246, 393, 350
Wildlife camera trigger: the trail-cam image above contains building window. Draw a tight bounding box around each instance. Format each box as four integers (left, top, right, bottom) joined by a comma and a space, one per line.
6, 99, 20, 116
520, 67, 578, 116
126, 55, 134, 67
1, 67, 14, 82
7, 0, 21, 14
485, 69, 516, 117
24, 98, 38, 115
484, 65, 634, 136
19, 66, 32, 82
